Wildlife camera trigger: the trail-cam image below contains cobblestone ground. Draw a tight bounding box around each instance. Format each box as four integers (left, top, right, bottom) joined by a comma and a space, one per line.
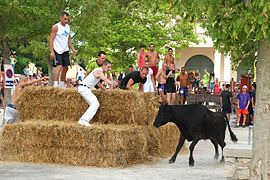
0, 112, 249, 180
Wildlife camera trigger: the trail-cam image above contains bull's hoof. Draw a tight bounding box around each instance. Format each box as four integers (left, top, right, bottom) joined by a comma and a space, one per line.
220, 157, 225, 163
189, 159, 195, 167
214, 154, 219, 160
169, 158, 175, 164
189, 162, 194, 167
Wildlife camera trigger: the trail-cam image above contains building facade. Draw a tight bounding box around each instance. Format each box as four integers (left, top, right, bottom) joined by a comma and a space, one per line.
175, 24, 237, 83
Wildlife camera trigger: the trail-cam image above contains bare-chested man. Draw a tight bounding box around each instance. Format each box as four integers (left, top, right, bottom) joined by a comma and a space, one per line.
176, 67, 189, 105
164, 48, 175, 67
156, 62, 167, 103
4, 74, 46, 124
147, 43, 160, 78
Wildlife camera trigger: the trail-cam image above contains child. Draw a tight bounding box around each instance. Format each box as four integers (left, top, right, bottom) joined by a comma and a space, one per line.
4, 74, 46, 124
236, 85, 250, 127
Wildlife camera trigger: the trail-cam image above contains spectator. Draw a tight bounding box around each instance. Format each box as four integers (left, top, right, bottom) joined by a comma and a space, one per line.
214, 78, 220, 95
146, 43, 160, 79
77, 68, 85, 82
248, 82, 256, 125
137, 44, 146, 70
176, 67, 189, 105
120, 67, 148, 91
28, 61, 35, 80
202, 69, 210, 88
236, 85, 250, 127
187, 69, 194, 92
164, 48, 175, 67
9, 52, 17, 70
230, 78, 236, 93
156, 62, 167, 103
143, 61, 156, 93
220, 84, 233, 120
209, 71, 215, 93
193, 69, 200, 92
165, 63, 177, 105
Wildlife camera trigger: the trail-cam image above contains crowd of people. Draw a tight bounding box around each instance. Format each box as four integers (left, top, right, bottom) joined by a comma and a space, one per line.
2, 11, 257, 128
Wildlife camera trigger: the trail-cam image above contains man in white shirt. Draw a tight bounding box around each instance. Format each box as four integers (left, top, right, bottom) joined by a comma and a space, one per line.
49, 11, 77, 87
78, 60, 118, 127
143, 61, 156, 92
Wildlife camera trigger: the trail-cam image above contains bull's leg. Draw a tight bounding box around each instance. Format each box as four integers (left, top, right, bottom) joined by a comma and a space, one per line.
169, 134, 186, 164
210, 139, 219, 160
217, 139, 226, 163
188, 139, 199, 167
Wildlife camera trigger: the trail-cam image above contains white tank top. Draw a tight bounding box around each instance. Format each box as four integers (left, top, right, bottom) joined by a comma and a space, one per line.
82, 67, 103, 89
53, 22, 70, 54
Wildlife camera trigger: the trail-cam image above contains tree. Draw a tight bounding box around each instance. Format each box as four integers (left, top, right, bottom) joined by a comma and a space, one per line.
72, 0, 198, 71
171, 0, 270, 178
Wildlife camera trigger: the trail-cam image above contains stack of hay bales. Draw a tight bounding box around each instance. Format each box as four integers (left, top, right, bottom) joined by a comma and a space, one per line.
0, 87, 186, 167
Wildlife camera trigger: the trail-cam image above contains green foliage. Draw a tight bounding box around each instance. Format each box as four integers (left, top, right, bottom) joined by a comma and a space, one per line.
170, 0, 270, 67
72, 0, 198, 71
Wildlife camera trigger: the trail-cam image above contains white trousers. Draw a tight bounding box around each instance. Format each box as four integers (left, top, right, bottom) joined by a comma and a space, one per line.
144, 82, 154, 93
78, 86, 100, 123
4, 106, 18, 123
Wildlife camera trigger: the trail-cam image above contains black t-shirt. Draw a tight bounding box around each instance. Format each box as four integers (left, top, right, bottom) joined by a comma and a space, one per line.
165, 68, 175, 85
120, 71, 147, 89
220, 90, 232, 107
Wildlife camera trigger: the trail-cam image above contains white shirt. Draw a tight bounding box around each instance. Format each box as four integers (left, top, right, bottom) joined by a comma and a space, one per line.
53, 22, 70, 54
146, 68, 153, 83
81, 67, 102, 89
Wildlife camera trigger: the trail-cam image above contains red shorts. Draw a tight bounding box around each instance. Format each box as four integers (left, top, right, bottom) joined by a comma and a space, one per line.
238, 108, 249, 115
150, 66, 158, 78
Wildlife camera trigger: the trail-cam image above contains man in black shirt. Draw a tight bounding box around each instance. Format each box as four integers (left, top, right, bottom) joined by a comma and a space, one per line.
120, 67, 148, 90
220, 84, 233, 120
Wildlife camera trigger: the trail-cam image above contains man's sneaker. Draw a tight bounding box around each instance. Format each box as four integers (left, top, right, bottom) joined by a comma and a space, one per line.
78, 119, 92, 127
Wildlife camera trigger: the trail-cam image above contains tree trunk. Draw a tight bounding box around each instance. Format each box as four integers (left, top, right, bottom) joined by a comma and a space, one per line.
1, 40, 12, 107
251, 40, 270, 179
47, 57, 53, 86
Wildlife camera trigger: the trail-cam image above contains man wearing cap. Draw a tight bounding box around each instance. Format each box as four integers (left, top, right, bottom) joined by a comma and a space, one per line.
236, 85, 250, 127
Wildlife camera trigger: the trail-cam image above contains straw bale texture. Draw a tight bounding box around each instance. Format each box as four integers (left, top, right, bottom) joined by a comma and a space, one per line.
0, 121, 186, 167
16, 87, 158, 125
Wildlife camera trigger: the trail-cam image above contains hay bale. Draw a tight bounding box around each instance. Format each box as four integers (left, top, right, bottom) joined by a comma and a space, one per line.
0, 121, 186, 167
0, 121, 148, 167
16, 87, 158, 125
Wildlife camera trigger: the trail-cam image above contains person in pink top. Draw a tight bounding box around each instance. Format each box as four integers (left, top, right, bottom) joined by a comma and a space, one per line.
214, 78, 220, 95
137, 44, 146, 70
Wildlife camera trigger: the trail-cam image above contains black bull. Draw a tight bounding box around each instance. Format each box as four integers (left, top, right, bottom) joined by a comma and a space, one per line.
153, 104, 238, 167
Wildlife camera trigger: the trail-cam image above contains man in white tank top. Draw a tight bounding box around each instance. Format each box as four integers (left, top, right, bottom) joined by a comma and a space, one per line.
49, 11, 77, 87
143, 61, 156, 93
78, 60, 118, 127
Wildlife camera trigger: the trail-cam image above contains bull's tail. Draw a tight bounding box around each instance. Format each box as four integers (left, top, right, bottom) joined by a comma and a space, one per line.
224, 114, 238, 143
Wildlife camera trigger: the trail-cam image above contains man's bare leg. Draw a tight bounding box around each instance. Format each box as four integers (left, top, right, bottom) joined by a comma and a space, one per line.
59, 66, 68, 87
53, 65, 63, 87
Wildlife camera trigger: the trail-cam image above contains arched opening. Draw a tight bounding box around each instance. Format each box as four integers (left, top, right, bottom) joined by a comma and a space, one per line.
185, 55, 214, 74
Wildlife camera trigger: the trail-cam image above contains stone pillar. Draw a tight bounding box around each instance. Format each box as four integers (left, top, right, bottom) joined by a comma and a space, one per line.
214, 50, 221, 80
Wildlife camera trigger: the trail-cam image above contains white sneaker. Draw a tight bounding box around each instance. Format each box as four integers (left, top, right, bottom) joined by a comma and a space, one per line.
78, 120, 92, 127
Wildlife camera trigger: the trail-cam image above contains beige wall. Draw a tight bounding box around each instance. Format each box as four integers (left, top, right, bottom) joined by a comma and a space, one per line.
175, 47, 233, 82
175, 47, 215, 68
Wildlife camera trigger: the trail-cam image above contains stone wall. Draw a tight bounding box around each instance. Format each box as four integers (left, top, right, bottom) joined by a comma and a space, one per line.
224, 144, 252, 180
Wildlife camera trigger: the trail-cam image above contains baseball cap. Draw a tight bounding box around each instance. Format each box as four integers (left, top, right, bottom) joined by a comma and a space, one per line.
242, 85, 248, 89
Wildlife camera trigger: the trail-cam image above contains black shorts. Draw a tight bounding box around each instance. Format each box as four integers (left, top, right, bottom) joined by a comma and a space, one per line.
54, 50, 70, 67
222, 106, 232, 114
165, 83, 176, 93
